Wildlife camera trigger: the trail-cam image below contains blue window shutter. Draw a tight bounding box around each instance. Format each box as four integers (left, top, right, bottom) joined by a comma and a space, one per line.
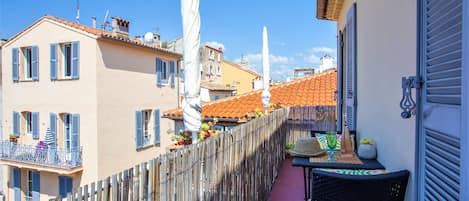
135, 111, 143, 148
154, 109, 160, 144
50, 44, 58, 80
32, 171, 40, 200
156, 58, 162, 85
59, 176, 73, 198
71, 114, 80, 165
13, 112, 20, 137
12, 48, 19, 81
32, 46, 39, 81
13, 168, 20, 201
58, 176, 65, 197
32, 112, 40, 139
170, 61, 175, 88
345, 4, 357, 131
71, 41, 80, 79
336, 31, 344, 133
50, 113, 57, 146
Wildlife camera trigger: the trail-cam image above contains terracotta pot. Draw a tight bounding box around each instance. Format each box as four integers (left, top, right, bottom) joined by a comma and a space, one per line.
177, 140, 185, 145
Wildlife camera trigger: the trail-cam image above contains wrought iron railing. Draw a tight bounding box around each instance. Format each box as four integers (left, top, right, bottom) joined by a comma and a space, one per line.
0, 141, 82, 170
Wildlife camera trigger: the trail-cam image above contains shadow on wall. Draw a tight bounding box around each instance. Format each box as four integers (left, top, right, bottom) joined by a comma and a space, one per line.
97, 41, 157, 75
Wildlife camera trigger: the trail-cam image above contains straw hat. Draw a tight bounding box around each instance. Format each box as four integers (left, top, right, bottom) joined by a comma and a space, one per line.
288, 137, 325, 157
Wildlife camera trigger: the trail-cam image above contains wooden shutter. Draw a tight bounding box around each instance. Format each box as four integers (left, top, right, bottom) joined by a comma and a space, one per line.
156, 58, 162, 85
50, 113, 57, 146
337, 31, 344, 133
135, 111, 143, 148
32, 171, 40, 200
32, 112, 40, 139
154, 109, 160, 144
50, 44, 58, 80
12, 48, 19, 81
345, 3, 357, 131
419, 0, 465, 200
170, 61, 175, 88
71, 114, 80, 164
31, 46, 39, 81
59, 176, 73, 198
13, 112, 20, 137
13, 168, 20, 201
71, 41, 80, 79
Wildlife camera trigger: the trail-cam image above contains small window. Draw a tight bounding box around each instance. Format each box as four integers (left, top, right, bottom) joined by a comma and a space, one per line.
217, 53, 221, 62
214, 95, 220, 100
26, 171, 33, 200
142, 110, 152, 146
161, 60, 169, 82
22, 47, 33, 80
61, 43, 72, 78
22, 112, 33, 135
209, 50, 214, 60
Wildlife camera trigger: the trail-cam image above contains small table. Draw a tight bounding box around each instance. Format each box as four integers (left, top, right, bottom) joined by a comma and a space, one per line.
292, 156, 385, 201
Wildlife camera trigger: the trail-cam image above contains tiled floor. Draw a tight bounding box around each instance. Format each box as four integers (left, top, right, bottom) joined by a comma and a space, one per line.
268, 158, 305, 201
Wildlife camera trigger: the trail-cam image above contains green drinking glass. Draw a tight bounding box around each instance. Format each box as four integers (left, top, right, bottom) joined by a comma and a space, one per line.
326, 134, 337, 150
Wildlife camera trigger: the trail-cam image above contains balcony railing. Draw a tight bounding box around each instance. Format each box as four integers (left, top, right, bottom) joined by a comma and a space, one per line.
0, 141, 82, 170
54, 106, 335, 200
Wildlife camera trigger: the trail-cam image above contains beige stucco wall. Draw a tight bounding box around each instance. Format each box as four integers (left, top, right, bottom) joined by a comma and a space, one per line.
95, 40, 180, 179
222, 61, 258, 95
338, 0, 417, 200
1, 19, 99, 199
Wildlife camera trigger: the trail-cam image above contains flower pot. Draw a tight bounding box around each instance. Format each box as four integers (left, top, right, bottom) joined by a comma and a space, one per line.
184, 138, 192, 145
358, 144, 377, 159
177, 140, 185, 145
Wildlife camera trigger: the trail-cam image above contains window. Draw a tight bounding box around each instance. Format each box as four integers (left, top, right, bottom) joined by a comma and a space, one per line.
62, 43, 72, 78
209, 50, 214, 60
23, 47, 33, 79
217, 53, 221, 62
26, 171, 33, 200
58, 176, 73, 198
142, 110, 151, 145
23, 112, 33, 135
62, 114, 72, 155
161, 60, 169, 82
135, 109, 160, 149
214, 95, 220, 100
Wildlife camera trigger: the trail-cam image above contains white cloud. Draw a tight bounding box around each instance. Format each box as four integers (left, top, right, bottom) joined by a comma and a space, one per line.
204, 41, 225, 51
304, 46, 337, 65
234, 53, 294, 81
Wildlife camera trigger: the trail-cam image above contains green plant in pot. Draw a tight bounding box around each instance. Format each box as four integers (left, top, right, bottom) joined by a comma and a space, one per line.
358, 138, 377, 159
285, 143, 295, 157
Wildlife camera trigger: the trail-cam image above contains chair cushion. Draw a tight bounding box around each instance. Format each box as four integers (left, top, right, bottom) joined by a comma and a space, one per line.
317, 168, 387, 175
315, 134, 342, 150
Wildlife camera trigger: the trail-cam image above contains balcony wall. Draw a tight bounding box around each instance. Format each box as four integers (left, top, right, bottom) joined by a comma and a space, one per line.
0, 141, 82, 174
54, 106, 335, 200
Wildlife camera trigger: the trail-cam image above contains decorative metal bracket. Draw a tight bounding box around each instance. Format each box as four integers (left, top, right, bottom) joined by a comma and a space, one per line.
400, 76, 422, 119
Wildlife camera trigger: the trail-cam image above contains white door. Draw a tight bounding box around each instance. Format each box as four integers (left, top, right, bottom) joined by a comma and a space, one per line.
418, 0, 468, 200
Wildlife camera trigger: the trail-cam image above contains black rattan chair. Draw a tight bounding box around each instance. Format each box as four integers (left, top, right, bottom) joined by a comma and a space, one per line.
311, 169, 410, 201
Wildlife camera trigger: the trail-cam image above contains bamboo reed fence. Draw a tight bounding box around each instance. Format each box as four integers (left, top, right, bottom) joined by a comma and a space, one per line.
57, 106, 336, 201
286, 106, 337, 145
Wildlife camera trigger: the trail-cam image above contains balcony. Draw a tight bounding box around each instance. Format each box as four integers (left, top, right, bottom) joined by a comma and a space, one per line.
0, 141, 82, 175
55, 106, 335, 200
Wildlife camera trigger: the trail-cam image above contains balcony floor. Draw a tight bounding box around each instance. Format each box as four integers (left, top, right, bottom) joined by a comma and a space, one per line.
268, 158, 305, 201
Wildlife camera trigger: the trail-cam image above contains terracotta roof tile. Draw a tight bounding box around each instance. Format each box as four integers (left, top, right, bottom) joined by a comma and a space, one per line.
163, 70, 337, 120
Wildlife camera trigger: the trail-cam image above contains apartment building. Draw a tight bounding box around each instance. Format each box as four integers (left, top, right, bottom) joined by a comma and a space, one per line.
0, 16, 181, 200
221, 60, 262, 95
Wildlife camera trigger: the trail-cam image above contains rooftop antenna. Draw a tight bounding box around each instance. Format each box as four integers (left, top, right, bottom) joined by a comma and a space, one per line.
240, 54, 249, 66
101, 9, 110, 30
76, 0, 80, 23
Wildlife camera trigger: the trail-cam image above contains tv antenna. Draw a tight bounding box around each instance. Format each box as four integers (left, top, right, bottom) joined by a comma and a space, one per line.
76, 0, 80, 23
101, 9, 110, 30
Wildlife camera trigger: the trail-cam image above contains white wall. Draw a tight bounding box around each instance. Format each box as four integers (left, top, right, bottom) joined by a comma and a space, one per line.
338, 0, 417, 200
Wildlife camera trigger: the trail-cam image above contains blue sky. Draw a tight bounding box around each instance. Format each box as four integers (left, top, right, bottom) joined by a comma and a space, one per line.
0, 0, 337, 81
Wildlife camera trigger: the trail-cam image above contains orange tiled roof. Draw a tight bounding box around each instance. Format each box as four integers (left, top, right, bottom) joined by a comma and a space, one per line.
222, 60, 262, 78
164, 70, 336, 120
6, 16, 181, 57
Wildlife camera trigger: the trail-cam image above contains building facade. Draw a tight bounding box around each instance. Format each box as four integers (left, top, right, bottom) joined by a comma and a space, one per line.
221, 60, 262, 95
0, 16, 181, 200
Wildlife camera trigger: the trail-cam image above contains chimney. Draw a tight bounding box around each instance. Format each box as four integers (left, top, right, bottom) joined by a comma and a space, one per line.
111, 17, 130, 37
91, 17, 97, 28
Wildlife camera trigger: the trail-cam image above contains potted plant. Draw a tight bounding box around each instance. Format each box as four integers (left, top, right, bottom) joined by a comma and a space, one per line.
285, 143, 295, 158
9, 134, 17, 143
358, 138, 377, 159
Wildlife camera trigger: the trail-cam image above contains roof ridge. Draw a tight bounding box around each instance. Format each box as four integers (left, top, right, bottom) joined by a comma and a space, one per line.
222, 60, 262, 77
